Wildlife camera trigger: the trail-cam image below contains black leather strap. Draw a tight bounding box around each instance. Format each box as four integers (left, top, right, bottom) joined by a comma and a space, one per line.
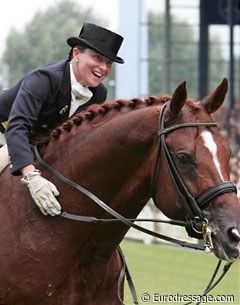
196, 182, 237, 208
117, 247, 139, 305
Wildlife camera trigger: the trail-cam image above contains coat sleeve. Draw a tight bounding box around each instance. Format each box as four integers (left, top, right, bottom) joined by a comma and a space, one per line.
6, 69, 58, 175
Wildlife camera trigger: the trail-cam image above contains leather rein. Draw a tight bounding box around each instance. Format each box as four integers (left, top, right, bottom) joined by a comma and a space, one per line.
33, 144, 204, 251
34, 101, 237, 251
33, 101, 237, 305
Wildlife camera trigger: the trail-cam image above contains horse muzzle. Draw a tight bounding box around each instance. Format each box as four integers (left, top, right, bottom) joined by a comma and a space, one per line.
211, 226, 240, 262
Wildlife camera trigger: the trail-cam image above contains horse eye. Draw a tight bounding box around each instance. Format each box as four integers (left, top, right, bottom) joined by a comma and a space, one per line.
176, 152, 194, 166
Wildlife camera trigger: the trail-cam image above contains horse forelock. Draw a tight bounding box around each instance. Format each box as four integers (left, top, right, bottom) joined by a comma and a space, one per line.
36, 95, 171, 146
182, 98, 212, 121
165, 98, 210, 128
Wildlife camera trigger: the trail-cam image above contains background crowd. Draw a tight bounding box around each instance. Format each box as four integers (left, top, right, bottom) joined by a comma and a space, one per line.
213, 103, 240, 198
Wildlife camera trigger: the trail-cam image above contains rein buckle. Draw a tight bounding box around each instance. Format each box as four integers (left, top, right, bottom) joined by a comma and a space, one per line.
191, 217, 213, 251
202, 218, 213, 251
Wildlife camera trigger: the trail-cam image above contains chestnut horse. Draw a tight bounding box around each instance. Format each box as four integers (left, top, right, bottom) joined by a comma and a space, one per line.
0, 79, 240, 305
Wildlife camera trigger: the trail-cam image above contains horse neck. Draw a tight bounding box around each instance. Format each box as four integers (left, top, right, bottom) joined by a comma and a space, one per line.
41, 105, 159, 252
46, 105, 159, 200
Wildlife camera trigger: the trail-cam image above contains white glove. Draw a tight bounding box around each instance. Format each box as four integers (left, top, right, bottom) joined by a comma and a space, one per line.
21, 170, 61, 216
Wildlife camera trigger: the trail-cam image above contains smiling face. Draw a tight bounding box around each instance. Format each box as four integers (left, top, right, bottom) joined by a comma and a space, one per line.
71, 47, 113, 87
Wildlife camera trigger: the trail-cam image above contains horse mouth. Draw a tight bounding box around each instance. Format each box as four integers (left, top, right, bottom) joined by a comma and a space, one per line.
211, 228, 240, 262
212, 242, 239, 262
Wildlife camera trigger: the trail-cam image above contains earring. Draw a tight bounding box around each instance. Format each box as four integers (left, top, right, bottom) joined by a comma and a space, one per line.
75, 59, 79, 62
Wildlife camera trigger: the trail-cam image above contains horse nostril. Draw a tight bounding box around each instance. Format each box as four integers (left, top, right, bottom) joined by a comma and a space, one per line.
230, 228, 240, 242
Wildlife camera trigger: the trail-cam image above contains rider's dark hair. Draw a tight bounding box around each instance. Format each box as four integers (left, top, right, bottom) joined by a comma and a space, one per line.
68, 45, 88, 60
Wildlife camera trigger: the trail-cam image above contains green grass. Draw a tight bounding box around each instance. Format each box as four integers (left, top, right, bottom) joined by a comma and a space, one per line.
120, 239, 240, 305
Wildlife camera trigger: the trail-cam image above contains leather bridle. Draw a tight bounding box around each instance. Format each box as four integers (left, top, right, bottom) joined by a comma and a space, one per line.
151, 102, 237, 245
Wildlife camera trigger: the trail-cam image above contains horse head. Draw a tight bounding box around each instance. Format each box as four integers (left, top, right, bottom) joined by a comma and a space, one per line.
153, 78, 240, 262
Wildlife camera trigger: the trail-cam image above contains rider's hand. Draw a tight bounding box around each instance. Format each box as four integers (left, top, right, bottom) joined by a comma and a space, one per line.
21, 170, 61, 216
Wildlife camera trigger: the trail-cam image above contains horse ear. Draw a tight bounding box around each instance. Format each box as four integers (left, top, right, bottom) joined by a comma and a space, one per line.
169, 81, 187, 115
199, 78, 228, 114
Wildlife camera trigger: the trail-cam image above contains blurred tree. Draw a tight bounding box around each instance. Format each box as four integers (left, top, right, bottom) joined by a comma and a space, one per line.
3, 0, 110, 87
148, 12, 226, 99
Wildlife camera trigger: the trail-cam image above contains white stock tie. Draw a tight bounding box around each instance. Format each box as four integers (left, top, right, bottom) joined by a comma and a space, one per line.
69, 84, 93, 117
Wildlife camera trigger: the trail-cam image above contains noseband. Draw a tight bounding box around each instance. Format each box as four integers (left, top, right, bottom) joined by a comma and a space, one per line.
152, 102, 237, 226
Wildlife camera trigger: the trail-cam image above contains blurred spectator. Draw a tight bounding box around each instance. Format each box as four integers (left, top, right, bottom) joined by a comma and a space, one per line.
229, 149, 240, 198
212, 102, 240, 198
212, 106, 229, 137
229, 103, 240, 146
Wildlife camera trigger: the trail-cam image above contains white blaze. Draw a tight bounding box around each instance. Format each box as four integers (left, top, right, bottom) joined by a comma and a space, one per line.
201, 131, 224, 181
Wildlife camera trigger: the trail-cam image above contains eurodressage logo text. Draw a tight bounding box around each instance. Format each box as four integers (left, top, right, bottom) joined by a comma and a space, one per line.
140, 292, 235, 303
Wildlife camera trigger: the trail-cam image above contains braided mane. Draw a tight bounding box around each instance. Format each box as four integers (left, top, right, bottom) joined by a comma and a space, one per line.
36, 95, 170, 146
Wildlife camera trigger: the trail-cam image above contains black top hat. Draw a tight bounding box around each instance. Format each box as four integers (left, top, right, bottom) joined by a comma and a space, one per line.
67, 23, 124, 64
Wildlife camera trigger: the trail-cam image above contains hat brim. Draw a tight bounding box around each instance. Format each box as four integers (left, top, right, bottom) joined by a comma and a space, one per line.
67, 37, 124, 64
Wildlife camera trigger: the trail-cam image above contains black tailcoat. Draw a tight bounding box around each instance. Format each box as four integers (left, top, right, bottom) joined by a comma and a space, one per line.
0, 59, 107, 175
